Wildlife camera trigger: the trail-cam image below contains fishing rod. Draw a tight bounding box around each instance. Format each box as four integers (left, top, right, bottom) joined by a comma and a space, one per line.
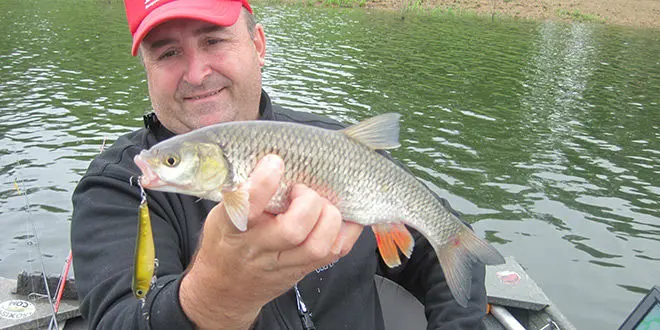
47, 250, 73, 330
46, 137, 109, 329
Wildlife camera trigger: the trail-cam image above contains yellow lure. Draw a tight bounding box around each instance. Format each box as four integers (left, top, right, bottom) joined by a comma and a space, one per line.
132, 186, 157, 300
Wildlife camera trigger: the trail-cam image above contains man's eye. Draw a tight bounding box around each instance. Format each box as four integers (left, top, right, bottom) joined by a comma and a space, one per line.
206, 38, 223, 46
158, 49, 179, 60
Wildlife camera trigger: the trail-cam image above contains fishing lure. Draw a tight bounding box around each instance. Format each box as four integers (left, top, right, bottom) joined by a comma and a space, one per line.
131, 178, 158, 300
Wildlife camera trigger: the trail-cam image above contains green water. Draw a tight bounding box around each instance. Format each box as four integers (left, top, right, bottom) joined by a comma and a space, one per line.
1, 1, 658, 328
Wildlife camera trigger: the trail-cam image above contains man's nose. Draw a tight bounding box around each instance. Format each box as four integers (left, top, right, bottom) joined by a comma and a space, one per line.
183, 51, 211, 86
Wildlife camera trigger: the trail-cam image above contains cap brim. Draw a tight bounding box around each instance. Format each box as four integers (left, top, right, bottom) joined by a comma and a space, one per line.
132, 0, 243, 56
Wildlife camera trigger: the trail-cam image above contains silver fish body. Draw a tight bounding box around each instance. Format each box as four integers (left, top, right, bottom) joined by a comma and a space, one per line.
199, 120, 441, 225
134, 113, 504, 307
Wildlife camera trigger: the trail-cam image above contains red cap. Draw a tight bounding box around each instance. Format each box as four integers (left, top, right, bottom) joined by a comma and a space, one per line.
124, 0, 253, 56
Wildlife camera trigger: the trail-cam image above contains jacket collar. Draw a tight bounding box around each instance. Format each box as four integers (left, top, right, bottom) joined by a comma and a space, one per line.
258, 89, 276, 121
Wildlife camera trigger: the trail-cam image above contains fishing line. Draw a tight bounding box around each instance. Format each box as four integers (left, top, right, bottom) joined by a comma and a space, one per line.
14, 175, 59, 330
539, 319, 560, 330
48, 137, 107, 329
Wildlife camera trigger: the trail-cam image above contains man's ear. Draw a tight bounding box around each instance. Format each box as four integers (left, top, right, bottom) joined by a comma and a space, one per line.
253, 23, 266, 67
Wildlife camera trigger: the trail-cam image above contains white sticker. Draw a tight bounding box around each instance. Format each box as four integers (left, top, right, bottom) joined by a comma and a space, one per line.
0, 300, 36, 320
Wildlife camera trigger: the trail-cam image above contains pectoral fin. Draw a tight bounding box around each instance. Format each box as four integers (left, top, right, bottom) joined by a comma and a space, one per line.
372, 223, 414, 267
222, 187, 250, 231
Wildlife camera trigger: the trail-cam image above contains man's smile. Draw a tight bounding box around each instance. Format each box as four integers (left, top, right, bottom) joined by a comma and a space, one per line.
183, 88, 223, 101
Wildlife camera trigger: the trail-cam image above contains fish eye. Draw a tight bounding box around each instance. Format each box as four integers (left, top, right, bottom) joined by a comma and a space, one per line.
164, 154, 179, 167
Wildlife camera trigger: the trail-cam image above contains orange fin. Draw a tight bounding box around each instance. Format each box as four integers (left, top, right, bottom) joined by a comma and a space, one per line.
372, 223, 414, 268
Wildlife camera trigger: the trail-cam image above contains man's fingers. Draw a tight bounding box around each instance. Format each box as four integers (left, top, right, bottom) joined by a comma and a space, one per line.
275, 202, 342, 269
245, 154, 284, 219
276, 185, 324, 246
336, 222, 364, 257
249, 184, 323, 251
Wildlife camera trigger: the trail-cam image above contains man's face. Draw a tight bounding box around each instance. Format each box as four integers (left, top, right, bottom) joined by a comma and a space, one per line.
140, 12, 266, 134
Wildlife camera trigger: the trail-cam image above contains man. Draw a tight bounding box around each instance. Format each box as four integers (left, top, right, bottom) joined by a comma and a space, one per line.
70, 0, 489, 328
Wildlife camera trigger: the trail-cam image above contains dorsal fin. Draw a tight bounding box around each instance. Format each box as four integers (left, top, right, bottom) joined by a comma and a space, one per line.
340, 113, 401, 150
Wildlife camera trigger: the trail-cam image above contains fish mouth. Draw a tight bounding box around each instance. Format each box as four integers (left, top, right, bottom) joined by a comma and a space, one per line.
134, 153, 166, 188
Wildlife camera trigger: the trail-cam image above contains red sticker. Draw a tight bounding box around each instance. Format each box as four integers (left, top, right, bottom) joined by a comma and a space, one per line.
496, 271, 521, 285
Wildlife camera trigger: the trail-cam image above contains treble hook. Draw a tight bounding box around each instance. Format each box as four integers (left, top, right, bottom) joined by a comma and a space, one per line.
129, 176, 147, 204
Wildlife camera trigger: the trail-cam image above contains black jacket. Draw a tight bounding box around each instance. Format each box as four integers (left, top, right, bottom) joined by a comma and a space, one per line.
71, 90, 488, 329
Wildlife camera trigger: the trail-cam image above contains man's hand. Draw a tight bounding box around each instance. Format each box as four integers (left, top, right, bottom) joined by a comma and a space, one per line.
179, 154, 363, 329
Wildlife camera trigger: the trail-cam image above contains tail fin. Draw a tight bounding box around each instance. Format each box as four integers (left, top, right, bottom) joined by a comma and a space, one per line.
434, 225, 504, 307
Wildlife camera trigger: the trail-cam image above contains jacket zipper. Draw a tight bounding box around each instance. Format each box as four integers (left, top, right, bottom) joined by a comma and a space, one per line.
294, 284, 316, 330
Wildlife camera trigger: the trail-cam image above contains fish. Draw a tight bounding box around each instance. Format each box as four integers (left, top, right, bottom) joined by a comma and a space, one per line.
132, 192, 157, 300
133, 113, 504, 307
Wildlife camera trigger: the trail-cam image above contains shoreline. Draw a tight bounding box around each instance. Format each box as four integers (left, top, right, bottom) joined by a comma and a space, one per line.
383, 0, 660, 29
263, 0, 660, 29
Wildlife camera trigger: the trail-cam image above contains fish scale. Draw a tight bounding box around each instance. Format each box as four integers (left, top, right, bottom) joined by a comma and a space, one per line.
231, 123, 406, 219
134, 113, 505, 307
